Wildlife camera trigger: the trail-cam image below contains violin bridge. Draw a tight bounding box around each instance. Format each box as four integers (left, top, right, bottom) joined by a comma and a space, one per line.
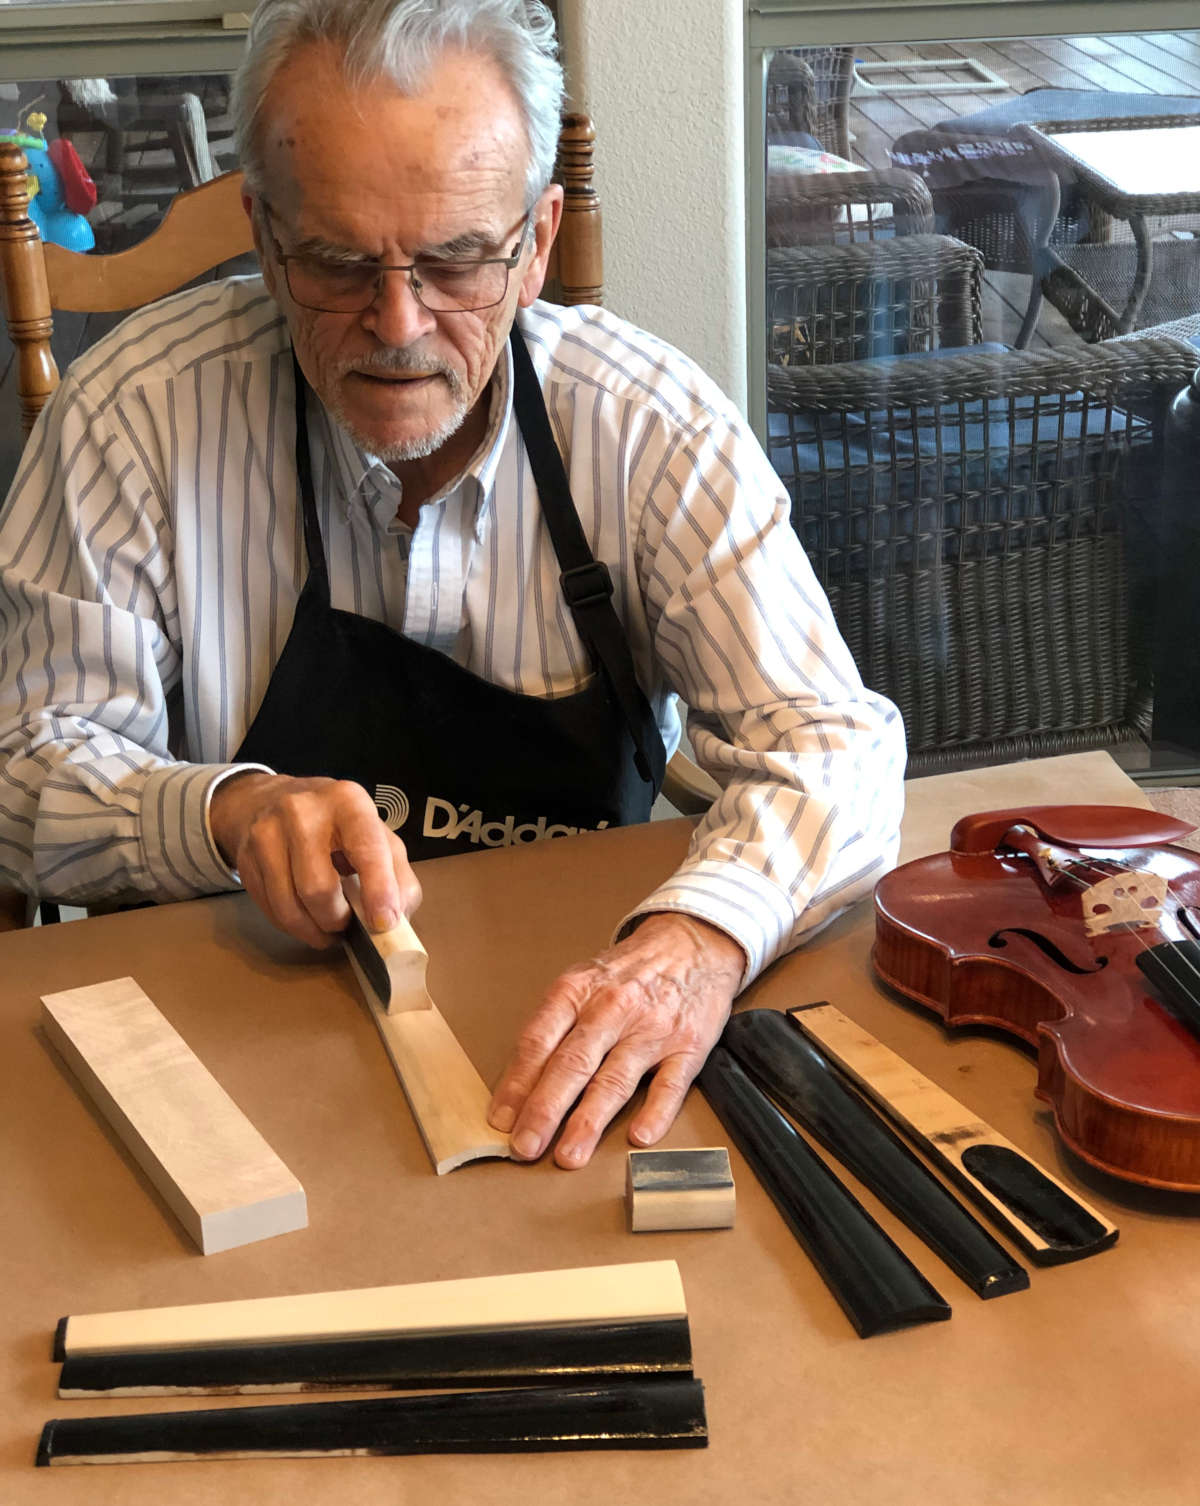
1081, 872, 1168, 937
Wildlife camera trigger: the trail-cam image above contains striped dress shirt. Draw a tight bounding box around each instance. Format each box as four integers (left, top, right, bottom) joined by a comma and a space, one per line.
0, 279, 905, 980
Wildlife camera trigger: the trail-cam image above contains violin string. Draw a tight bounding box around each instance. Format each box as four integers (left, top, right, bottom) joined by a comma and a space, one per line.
1014, 849, 1200, 989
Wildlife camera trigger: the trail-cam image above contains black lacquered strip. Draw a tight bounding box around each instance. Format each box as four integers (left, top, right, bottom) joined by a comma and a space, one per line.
698, 1046, 950, 1338
724, 1010, 1028, 1299
959, 1145, 1116, 1264
343, 908, 392, 1006
37, 1379, 708, 1465
57, 1317, 694, 1397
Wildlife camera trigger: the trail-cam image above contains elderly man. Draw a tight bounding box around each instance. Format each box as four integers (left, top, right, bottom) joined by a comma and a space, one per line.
0, 0, 904, 1167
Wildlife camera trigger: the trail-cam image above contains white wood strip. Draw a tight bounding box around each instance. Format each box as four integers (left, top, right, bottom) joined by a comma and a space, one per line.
340, 880, 510, 1173
345, 948, 511, 1173
40, 977, 306, 1255
60, 1260, 687, 1357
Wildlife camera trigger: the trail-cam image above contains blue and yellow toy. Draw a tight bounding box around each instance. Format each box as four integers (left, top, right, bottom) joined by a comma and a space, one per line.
1, 110, 97, 252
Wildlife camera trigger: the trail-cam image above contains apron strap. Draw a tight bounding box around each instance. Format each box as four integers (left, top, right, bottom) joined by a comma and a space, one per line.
292, 351, 332, 607
509, 324, 665, 788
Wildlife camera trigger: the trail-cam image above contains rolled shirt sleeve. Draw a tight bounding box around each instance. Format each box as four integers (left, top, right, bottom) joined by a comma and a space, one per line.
0, 375, 256, 904
618, 406, 906, 982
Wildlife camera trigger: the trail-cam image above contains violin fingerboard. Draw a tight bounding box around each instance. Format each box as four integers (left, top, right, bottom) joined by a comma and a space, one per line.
787, 1004, 1118, 1265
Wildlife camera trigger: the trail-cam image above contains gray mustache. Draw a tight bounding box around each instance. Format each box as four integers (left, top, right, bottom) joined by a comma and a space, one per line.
345, 350, 462, 393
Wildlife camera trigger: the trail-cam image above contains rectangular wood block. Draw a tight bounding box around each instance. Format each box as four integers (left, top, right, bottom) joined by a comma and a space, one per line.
41, 976, 307, 1255
627, 1148, 735, 1232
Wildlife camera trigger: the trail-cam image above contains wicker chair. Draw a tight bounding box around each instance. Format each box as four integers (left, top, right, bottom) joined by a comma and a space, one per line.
766, 49, 934, 248
766, 166, 934, 249
767, 48, 856, 161
767, 234, 983, 368
766, 337, 1198, 772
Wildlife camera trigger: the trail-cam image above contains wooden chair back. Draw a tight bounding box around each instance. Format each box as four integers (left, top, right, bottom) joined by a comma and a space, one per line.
0, 113, 603, 442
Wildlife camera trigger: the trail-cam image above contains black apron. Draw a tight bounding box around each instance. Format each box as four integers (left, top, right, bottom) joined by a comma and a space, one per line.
232, 327, 665, 861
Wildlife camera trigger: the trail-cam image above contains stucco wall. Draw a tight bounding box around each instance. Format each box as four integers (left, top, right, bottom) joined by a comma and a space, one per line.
556, 0, 748, 412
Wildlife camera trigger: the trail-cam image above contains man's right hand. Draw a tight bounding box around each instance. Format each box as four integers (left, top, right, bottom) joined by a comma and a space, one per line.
209, 771, 419, 949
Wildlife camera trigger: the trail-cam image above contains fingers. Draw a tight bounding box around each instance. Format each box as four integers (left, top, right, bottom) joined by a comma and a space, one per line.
215, 773, 417, 949
491, 917, 741, 1169
553, 1040, 664, 1168
627, 1052, 704, 1150
487, 970, 593, 1138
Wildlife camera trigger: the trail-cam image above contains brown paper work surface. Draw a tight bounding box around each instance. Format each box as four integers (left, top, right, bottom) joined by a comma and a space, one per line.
1, 751, 1195, 1506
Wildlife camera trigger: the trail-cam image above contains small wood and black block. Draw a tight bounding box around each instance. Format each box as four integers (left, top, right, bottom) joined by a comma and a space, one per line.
626, 1148, 735, 1232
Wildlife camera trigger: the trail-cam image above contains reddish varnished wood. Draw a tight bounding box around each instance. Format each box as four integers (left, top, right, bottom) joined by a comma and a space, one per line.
875, 805, 1200, 1192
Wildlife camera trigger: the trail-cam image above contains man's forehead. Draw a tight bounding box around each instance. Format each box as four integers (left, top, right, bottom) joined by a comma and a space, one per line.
258, 40, 529, 210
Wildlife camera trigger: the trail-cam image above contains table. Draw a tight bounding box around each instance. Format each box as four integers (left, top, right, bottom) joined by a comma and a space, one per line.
3, 750, 1198, 1505
1023, 119, 1200, 342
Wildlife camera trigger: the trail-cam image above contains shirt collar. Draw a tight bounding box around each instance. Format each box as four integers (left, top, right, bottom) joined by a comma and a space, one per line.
311, 338, 516, 541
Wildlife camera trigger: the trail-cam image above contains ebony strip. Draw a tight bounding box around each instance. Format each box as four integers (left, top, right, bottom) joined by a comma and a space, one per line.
723, 1010, 1028, 1299
58, 1317, 693, 1397
697, 1046, 951, 1337
37, 1379, 708, 1465
959, 1146, 1114, 1261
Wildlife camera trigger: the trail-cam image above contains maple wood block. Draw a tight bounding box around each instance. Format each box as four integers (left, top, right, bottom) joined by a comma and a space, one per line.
627, 1148, 736, 1232
40, 977, 306, 1255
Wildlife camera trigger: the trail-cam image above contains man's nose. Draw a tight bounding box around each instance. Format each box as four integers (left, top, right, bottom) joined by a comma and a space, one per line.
361, 267, 438, 345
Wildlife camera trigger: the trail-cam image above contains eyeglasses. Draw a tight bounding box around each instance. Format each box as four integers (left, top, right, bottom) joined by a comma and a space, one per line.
261, 204, 534, 314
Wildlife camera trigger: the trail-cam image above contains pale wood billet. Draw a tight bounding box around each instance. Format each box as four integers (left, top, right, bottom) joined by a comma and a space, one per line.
341, 875, 433, 1013
627, 1149, 736, 1232
339, 887, 509, 1172
59, 1259, 687, 1357
40, 977, 306, 1255
788, 1003, 1117, 1258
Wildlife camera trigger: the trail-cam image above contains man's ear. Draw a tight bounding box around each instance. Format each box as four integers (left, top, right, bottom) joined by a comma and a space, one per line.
517, 185, 564, 308
243, 190, 279, 298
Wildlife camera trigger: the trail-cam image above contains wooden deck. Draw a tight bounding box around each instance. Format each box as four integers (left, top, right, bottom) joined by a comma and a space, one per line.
842, 31, 1200, 348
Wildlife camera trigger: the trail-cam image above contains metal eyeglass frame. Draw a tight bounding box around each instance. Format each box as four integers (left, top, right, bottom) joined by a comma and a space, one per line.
259, 202, 535, 314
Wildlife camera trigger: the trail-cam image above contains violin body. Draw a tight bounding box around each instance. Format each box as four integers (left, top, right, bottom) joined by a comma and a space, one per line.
874, 805, 1200, 1191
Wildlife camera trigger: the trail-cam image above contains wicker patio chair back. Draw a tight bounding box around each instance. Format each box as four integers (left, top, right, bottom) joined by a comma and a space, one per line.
767, 337, 1197, 773
766, 167, 935, 248
767, 47, 856, 161
767, 234, 982, 367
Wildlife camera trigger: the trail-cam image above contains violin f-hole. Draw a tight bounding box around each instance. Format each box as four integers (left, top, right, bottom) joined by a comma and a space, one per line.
988, 928, 1108, 976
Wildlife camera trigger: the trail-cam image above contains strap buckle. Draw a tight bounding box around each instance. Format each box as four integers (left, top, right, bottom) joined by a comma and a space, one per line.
560, 560, 614, 609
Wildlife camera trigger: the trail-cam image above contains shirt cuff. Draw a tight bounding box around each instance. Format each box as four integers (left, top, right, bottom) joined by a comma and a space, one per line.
140, 762, 274, 898
615, 858, 799, 987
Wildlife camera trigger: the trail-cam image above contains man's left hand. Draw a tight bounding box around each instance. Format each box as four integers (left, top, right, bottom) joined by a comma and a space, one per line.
487, 913, 745, 1168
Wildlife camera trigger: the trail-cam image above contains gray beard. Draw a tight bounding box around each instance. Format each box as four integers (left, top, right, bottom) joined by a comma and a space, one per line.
328, 349, 468, 462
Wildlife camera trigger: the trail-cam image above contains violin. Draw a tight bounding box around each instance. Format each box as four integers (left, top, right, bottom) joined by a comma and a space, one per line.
873, 805, 1200, 1192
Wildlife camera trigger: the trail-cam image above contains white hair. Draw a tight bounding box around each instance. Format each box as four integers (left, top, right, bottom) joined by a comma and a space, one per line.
232, 0, 564, 205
